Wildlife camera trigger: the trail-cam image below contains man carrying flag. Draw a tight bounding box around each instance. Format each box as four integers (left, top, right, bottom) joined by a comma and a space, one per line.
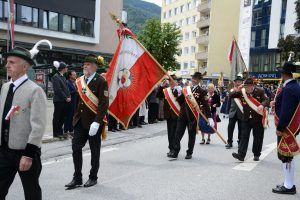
168, 72, 213, 159
106, 23, 168, 128
157, 74, 182, 157
271, 62, 300, 195
65, 54, 108, 189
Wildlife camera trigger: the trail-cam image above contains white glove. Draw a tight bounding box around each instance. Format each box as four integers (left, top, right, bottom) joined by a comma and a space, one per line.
89, 122, 100, 136
208, 118, 215, 128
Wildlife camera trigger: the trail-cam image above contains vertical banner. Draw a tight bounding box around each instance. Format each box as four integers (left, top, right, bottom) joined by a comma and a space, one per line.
238, 0, 253, 70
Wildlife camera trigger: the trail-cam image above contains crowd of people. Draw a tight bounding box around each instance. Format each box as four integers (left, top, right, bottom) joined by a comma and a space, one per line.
0, 44, 299, 199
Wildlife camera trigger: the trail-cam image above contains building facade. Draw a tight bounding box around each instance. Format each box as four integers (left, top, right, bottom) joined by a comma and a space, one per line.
161, 0, 200, 78
0, 0, 123, 71
196, 0, 240, 79
249, 0, 297, 73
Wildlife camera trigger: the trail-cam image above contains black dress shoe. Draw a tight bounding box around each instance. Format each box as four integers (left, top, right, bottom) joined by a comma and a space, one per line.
272, 185, 296, 195
185, 154, 192, 159
253, 156, 260, 161
225, 143, 232, 149
167, 152, 178, 158
65, 179, 82, 188
232, 152, 244, 161
84, 179, 97, 187
111, 129, 117, 132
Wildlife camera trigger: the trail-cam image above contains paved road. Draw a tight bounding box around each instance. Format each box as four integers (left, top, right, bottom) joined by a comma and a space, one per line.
7, 116, 300, 200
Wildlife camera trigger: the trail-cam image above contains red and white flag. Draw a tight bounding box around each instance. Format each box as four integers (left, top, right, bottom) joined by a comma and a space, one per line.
228, 37, 246, 80
106, 26, 167, 128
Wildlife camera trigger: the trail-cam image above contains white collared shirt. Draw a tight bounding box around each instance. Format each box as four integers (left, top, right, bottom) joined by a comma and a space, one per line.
85, 72, 96, 85
283, 79, 294, 87
10, 74, 28, 92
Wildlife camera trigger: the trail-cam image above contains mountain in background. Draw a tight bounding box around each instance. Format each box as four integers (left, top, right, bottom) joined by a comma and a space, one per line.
124, 0, 161, 34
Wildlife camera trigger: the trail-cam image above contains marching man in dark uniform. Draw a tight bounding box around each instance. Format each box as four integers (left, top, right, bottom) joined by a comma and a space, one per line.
65, 54, 109, 189
271, 62, 300, 195
225, 75, 244, 149
157, 75, 182, 157
230, 78, 269, 161
168, 72, 213, 159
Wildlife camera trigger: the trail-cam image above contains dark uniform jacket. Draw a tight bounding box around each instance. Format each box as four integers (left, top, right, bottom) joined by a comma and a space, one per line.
73, 74, 109, 129
52, 73, 70, 102
229, 87, 269, 122
177, 85, 211, 121
157, 86, 179, 120
275, 80, 300, 133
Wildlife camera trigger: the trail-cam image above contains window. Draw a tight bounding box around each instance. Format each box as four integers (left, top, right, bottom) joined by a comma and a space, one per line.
185, 32, 190, 40
184, 62, 188, 69
192, 16, 197, 24
179, 19, 183, 26
33, 8, 38, 27
192, 31, 197, 38
163, 12, 166, 19
190, 61, 195, 68
186, 17, 189, 25
180, 5, 184, 13
20, 6, 32, 26
63, 15, 71, 32
252, 9, 262, 26
168, 10, 172, 17
179, 34, 183, 41
280, 23, 285, 38
174, 7, 178, 15
187, 2, 192, 10
251, 31, 256, 48
261, 29, 266, 47
79, 18, 94, 37
4, 1, 8, 19
184, 47, 189, 55
191, 46, 196, 54
0, 1, 3, 19
43, 11, 48, 29
71, 17, 77, 33
49, 12, 58, 31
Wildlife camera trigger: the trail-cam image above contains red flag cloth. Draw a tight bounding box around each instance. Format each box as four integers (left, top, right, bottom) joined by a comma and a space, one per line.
106, 27, 167, 128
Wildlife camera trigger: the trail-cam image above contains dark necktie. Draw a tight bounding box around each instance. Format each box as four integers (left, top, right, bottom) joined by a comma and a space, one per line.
85, 78, 89, 85
1, 83, 15, 147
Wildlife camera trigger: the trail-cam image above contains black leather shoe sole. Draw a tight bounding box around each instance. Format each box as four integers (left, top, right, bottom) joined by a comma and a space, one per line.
232, 153, 244, 161
84, 180, 97, 187
272, 185, 296, 195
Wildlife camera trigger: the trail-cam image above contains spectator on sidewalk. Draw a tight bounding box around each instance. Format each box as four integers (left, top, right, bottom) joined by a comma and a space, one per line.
52, 61, 70, 139
147, 87, 159, 124
64, 70, 77, 136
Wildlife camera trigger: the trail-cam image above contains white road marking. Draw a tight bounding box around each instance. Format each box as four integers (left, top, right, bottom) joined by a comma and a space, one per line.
42, 147, 119, 166
233, 142, 277, 171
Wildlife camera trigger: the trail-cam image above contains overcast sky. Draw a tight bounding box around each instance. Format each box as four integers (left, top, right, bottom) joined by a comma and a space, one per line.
142, 0, 162, 7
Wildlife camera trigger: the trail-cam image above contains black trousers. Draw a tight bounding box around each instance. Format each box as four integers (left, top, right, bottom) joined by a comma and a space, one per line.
108, 115, 117, 130
72, 122, 102, 181
238, 119, 264, 158
53, 101, 68, 137
148, 103, 158, 123
173, 117, 197, 155
0, 148, 42, 200
130, 109, 140, 126
64, 101, 76, 133
167, 118, 177, 151
227, 114, 242, 144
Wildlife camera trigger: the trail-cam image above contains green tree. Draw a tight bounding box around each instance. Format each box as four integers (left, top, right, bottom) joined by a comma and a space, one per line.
294, 0, 300, 32
137, 18, 181, 72
277, 35, 297, 62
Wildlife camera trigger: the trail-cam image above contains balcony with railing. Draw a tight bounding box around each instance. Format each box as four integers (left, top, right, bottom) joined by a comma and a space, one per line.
197, 16, 210, 28
196, 34, 209, 45
195, 51, 208, 60
198, 0, 211, 13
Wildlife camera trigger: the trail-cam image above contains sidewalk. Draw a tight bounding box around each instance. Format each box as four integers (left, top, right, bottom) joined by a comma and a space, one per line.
41, 100, 167, 160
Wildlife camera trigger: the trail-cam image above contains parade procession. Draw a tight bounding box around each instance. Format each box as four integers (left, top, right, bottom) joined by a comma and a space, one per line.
0, 0, 300, 200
